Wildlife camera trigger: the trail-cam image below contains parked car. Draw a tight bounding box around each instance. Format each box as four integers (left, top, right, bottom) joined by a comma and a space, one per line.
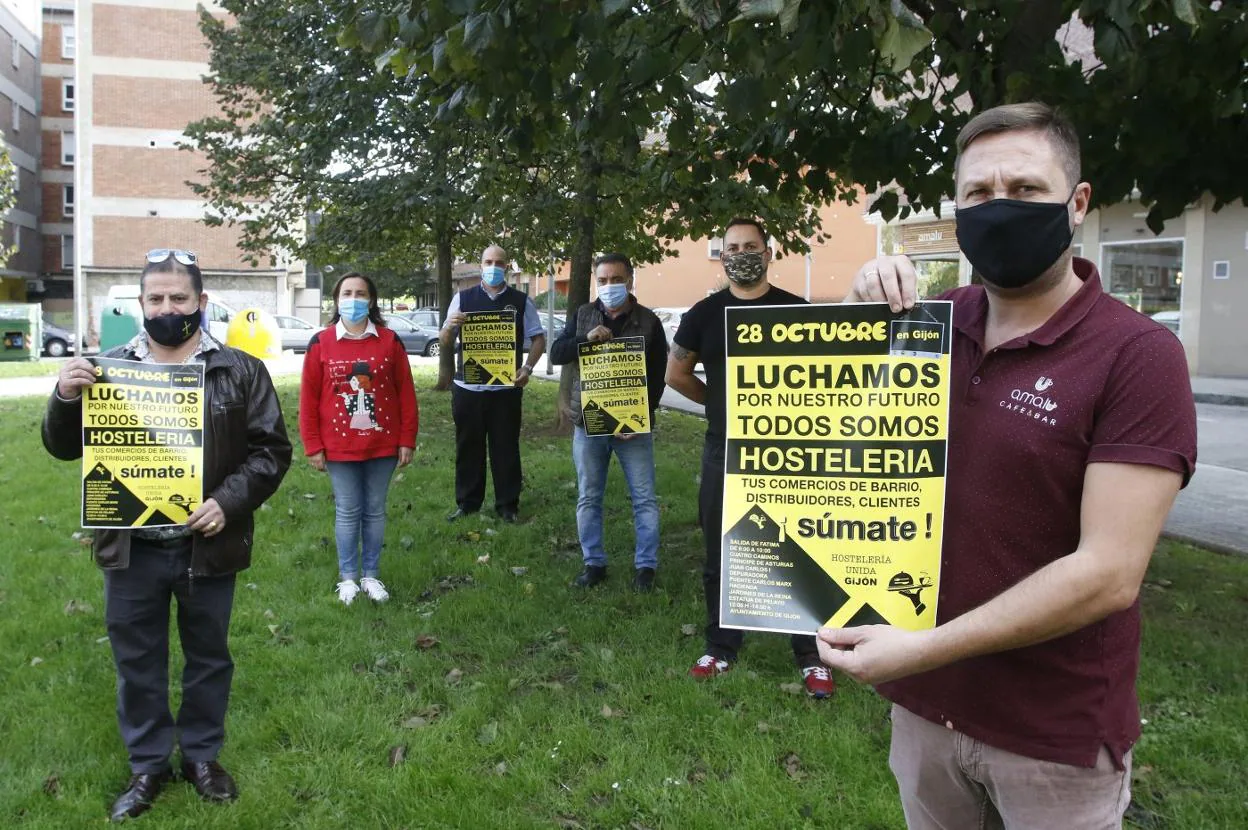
387, 315, 441, 356
524, 311, 565, 351
652, 307, 689, 341
273, 315, 318, 353
42, 318, 78, 357
393, 308, 440, 329
1150, 310, 1181, 335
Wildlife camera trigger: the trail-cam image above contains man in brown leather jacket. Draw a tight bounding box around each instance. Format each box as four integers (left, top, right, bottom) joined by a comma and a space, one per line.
42, 250, 291, 822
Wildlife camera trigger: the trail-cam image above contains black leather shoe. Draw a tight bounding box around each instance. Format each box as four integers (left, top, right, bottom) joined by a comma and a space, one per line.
573, 565, 608, 588
446, 507, 478, 522
497, 508, 519, 524
633, 567, 656, 593
109, 770, 172, 822
180, 760, 238, 803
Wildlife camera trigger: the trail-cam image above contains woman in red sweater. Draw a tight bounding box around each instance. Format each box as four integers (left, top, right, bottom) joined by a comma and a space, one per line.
299, 273, 418, 605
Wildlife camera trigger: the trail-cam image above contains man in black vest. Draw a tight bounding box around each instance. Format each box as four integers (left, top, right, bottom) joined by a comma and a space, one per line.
549, 253, 669, 592
440, 244, 546, 522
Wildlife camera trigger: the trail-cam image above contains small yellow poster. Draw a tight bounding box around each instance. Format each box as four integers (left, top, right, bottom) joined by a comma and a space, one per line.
578, 336, 651, 437
720, 302, 953, 634
81, 358, 205, 528
461, 310, 518, 385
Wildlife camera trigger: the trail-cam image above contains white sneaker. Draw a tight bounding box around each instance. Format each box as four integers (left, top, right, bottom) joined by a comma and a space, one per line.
360, 577, 390, 603
336, 579, 360, 606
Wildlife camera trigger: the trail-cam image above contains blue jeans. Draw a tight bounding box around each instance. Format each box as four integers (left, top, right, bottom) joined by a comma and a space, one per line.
326, 456, 399, 580
572, 426, 659, 570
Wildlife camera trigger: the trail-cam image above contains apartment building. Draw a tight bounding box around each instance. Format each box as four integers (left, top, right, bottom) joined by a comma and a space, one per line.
0, 0, 40, 303
39, 0, 72, 317
72, 0, 309, 346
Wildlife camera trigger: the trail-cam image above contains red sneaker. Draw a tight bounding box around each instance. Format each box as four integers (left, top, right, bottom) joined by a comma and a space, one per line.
801, 665, 836, 699
689, 654, 732, 679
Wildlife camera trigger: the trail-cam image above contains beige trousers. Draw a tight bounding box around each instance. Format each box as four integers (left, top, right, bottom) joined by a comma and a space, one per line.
889, 704, 1132, 830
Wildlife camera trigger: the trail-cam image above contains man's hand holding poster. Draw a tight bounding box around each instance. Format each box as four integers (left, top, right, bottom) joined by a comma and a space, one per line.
720, 302, 953, 634
81, 358, 205, 528
578, 336, 651, 436
461, 310, 518, 385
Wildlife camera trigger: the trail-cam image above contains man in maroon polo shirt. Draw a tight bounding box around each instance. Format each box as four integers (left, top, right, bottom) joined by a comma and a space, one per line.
824, 102, 1197, 827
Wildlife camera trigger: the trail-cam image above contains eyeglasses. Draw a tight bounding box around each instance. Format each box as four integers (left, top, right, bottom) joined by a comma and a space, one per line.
146, 249, 198, 266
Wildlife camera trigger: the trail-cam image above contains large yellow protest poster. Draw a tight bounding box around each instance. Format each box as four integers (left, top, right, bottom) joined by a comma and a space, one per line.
461, 310, 518, 385
578, 336, 651, 436
81, 358, 205, 528
721, 302, 953, 634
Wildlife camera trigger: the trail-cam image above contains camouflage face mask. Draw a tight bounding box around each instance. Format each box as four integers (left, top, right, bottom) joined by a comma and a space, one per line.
722, 250, 767, 286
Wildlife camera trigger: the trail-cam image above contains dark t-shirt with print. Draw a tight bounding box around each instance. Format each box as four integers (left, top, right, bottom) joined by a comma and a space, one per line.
674, 285, 806, 440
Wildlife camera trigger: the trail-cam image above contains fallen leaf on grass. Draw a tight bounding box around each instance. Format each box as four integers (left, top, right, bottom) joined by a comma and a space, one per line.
492, 761, 508, 776
30, 657, 43, 667
387, 745, 407, 767
445, 668, 464, 686
477, 721, 499, 745
401, 715, 431, 729
779, 682, 804, 695
464, 531, 481, 543
757, 721, 773, 733
263, 609, 276, 620
302, 493, 316, 500
629, 821, 656, 830
63, 599, 93, 615
415, 634, 439, 650
781, 752, 806, 781
680, 624, 698, 637
400, 536, 414, 550
554, 815, 584, 829
600, 704, 623, 719
41, 774, 59, 797
524, 583, 535, 595
476, 554, 490, 565
510, 566, 528, 576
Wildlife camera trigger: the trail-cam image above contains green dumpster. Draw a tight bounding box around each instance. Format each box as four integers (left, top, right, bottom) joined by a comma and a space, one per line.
0, 303, 41, 362
100, 299, 142, 351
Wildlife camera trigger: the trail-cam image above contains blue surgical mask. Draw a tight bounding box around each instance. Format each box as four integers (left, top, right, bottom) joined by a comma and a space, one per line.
598, 283, 629, 309
340, 298, 370, 324
482, 265, 506, 287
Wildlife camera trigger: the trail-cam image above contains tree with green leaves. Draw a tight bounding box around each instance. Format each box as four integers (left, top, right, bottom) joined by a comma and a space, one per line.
684, 0, 1246, 230
186, 0, 512, 387
0, 144, 17, 267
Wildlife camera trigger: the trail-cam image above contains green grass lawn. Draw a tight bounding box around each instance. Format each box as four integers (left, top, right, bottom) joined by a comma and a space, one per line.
0, 372, 1245, 828
0, 358, 64, 379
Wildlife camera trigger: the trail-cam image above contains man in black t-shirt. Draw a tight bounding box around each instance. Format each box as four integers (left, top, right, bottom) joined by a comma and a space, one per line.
666, 217, 835, 699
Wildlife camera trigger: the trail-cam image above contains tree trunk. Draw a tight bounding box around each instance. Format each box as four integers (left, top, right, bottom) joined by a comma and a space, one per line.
434, 228, 456, 391
554, 150, 601, 430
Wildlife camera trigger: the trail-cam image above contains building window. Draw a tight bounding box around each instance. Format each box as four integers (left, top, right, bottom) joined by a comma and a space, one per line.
62, 25, 76, 59
11, 35, 18, 69
61, 131, 74, 165
1102, 239, 1184, 333
63, 185, 74, 217
10, 100, 17, 133
62, 80, 75, 112
708, 238, 722, 259
62, 235, 74, 269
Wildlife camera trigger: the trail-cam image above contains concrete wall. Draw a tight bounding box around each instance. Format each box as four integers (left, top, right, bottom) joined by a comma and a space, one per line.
1196, 200, 1248, 377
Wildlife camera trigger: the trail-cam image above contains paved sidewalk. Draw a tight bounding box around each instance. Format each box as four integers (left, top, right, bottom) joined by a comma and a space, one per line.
1192, 375, 1248, 407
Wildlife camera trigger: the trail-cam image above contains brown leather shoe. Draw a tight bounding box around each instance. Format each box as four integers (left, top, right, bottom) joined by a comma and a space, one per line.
109, 770, 172, 822
180, 760, 238, 802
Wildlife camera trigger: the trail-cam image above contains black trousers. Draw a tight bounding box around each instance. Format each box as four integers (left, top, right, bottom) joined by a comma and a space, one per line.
452, 385, 524, 513
103, 538, 236, 774
699, 438, 819, 666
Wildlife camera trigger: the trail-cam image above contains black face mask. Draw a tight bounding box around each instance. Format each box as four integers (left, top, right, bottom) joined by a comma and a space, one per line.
144, 310, 201, 347
955, 193, 1075, 290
